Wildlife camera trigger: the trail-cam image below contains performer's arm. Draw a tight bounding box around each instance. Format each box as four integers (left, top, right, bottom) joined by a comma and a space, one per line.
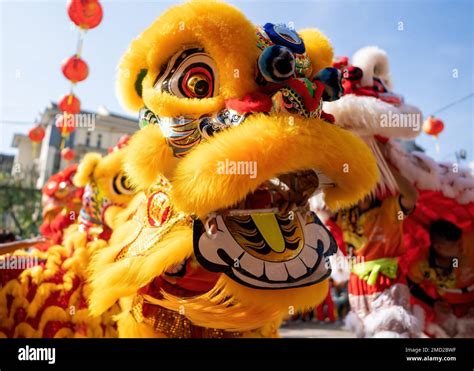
388, 162, 418, 214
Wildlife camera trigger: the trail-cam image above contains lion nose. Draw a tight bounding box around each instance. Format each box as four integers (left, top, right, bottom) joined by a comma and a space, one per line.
258, 45, 296, 83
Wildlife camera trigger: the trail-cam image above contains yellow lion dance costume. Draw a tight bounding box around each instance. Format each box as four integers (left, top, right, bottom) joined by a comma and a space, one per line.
89, 0, 379, 338
0, 144, 135, 338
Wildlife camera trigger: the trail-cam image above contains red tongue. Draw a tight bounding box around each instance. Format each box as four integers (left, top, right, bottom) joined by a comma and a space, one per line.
245, 189, 273, 210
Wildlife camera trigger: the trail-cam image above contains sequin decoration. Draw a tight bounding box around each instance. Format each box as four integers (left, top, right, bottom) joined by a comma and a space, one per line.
138, 107, 159, 129
131, 295, 241, 338
138, 106, 249, 157
159, 116, 202, 158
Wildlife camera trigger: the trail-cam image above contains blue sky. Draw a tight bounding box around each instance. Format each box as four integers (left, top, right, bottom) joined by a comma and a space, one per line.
1, 0, 472, 164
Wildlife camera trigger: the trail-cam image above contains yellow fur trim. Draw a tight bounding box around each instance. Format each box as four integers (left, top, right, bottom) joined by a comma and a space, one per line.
88, 226, 193, 316
299, 28, 334, 74
38, 306, 70, 334
116, 0, 258, 115
54, 328, 74, 338
171, 113, 379, 218
103, 205, 124, 230
27, 283, 59, 318
14, 323, 38, 338
73, 152, 102, 187
147, 278, 328, 332
116, 310, 167, 338
113, 192, 147, 226
123, 127, 178, 190
0, 279, 25, 326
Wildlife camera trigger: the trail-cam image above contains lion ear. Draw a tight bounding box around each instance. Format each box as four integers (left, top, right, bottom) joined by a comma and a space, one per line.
298, 28, 334, 74
116, 37, 148, 113
73, 153, 102, 187
352, 46, 393, 91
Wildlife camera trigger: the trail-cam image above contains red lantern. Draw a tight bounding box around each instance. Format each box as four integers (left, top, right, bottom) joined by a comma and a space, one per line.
62, 56, 89, 83
28, 125, 46, 143
67, 0, 103, 30
55, 113, 76, 136
61, 148, 76, 162
423, 116, 444, 137
59, 94, 81, 114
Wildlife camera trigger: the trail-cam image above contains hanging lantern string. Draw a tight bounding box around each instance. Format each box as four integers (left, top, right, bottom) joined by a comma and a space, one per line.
430, 92, 474, 116
67, 30, 85, 106
76, 29, 85, 58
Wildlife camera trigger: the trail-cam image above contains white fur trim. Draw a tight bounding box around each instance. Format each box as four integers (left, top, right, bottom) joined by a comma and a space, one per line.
347, 284, 425, 338
387, 140, 441, 189
386, 140, 474, 204
324, 95, 422, 140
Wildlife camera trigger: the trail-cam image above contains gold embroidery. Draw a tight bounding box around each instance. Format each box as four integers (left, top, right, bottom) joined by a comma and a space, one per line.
115, 175, 192, 261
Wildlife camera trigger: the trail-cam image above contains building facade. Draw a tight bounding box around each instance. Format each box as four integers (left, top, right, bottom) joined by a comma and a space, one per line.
12, 103, 138, 189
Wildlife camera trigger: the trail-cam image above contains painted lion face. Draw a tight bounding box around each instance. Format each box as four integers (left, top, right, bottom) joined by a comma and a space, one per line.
73, 142, 136, 235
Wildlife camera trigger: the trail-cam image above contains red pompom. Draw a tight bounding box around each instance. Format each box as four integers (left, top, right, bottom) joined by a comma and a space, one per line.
225, 92, 273, 114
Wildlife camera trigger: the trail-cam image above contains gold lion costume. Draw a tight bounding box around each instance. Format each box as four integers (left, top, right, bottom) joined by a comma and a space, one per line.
88, 0, 379, 338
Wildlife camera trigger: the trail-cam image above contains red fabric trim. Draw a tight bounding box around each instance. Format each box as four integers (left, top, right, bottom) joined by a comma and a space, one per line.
225, 92, 273, 114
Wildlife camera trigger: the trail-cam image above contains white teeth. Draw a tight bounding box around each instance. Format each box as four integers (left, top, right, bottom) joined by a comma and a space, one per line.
238, 253, 264, 278
284, 257, 307, 279
225, 208, 279, 216
299, 245, 319, 268
264, 261, 289, 282
305, 222, 332, 253
165, 260, 185, 274
268, 177, 290, 191
204, 217, 218, 240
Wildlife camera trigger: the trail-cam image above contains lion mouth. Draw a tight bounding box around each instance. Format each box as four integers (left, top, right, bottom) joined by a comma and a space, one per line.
193, 169, 337, 290
214, 169, 334, 216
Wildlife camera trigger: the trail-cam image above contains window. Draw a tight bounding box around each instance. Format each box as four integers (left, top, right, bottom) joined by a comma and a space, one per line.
97, 133, 102, 148
86, 132, 91, 147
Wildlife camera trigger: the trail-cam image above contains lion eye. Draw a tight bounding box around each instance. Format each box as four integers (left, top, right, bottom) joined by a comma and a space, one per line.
113, 174, 134, 195
154, 47, 218, 99
184, 72, 212, 98
373, 77, 387, 93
